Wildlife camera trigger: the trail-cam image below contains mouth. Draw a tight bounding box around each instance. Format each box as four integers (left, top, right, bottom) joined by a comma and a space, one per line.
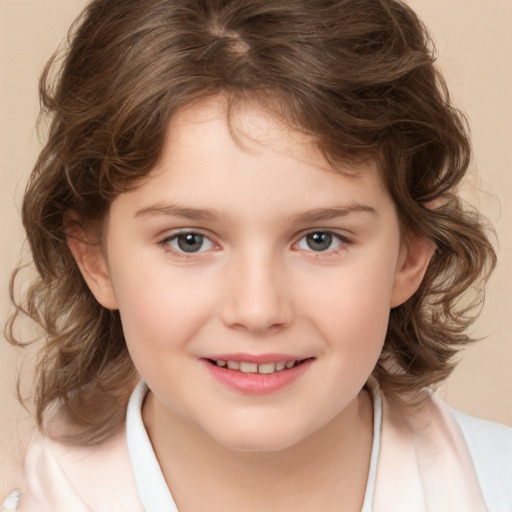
205, 358, 312, 375
203, 356, 314, 394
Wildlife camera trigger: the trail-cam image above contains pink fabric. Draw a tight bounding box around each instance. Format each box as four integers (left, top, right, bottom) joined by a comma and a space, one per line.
373, 392, 487, 511
17, 427, 143, 512
13, 390, 489, 511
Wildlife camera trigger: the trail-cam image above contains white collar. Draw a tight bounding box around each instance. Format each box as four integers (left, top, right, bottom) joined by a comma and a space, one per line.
126, 380, 381, 512
126, 381, 178, 511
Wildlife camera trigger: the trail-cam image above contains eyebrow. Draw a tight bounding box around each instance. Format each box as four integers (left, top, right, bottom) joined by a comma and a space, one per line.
290, 204, 377, 223
135, 203, 219, 221
134, 202, 377, 222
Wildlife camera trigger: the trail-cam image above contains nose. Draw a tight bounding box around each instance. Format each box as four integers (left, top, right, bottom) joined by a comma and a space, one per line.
220, 251, 293, 333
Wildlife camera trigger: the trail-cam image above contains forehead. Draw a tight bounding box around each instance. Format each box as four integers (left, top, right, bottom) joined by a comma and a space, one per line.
158, 96, 382, 184
108, 97, 393, 226
168, 97, 322, 165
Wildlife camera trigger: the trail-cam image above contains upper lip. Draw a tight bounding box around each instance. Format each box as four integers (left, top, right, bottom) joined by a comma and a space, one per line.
202, 353, 312, 364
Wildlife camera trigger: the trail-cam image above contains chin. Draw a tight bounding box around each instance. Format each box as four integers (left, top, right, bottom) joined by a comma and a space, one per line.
206, 420, 311, 453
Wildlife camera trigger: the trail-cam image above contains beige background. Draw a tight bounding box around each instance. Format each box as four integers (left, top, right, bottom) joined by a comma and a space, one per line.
1, 0, 511, 493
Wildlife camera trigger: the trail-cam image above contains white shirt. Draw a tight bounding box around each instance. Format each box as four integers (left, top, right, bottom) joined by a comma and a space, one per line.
5, 380, 512, 511
125, 381, 381, 511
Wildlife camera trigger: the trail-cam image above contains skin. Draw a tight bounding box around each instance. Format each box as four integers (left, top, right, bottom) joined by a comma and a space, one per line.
69, 97, 433, 511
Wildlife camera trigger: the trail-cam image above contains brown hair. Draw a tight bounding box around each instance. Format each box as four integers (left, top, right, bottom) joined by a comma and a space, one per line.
7, 0, 496, 444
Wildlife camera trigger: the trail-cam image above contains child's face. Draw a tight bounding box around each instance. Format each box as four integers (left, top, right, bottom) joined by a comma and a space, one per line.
80, 98, 427, 451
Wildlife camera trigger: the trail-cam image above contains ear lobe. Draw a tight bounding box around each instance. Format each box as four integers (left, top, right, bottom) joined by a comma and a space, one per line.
65, 216, 118, 310
391, 234, 435, 308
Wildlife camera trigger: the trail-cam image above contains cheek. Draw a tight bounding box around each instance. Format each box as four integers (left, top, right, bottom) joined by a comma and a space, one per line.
298, 254, 397, 359
108, 253, 217, 359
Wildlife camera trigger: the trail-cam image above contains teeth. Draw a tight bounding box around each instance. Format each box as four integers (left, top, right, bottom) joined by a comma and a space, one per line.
227, 361, 240, 370
240, 362, 258, 373
258, 362, 276, 374
216, 359, 299, 374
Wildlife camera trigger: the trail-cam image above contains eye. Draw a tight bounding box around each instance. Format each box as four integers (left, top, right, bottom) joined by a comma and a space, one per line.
296, 231, 345, 252
165, 232, 215, 253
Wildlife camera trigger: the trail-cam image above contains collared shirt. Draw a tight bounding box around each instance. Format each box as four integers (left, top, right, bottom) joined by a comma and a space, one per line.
125, 381, 381, 511
4, 381, 512, 511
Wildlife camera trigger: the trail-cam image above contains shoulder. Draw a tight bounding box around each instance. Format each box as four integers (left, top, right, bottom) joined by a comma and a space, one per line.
376, 389, 512, 510
451, 408, 512, 510
428, 393, 512, 510
452, 407, 512, 458
12, 427, 143, 512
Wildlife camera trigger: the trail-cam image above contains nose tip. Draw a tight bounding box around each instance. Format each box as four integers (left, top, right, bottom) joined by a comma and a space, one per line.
220, 262, 293, 333
226, 299, 288, 333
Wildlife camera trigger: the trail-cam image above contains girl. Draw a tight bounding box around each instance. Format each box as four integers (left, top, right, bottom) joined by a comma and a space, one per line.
3, 0, 511, 510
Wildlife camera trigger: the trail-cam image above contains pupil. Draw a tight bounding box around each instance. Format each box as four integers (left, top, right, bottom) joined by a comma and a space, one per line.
177, 233, 203, 252
307, 232, 332, 251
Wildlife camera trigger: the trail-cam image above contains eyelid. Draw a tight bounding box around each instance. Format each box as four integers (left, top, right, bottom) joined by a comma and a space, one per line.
292, 230, 351, 253
158, 227, 215, 241
158, 229, 219, 255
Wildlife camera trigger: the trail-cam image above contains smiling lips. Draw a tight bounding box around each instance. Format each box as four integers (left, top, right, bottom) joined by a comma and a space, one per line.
203, 355, 313, 394
211, 359, 301, 374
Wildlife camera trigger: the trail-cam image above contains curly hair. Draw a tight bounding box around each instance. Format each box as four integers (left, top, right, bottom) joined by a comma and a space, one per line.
7, 0, 496, 444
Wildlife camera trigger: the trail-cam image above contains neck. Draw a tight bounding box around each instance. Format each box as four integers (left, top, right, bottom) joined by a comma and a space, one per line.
143, 389, 374, 512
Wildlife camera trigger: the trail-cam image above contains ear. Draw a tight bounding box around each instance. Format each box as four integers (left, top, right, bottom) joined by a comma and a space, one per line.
391, 234, 435, 308
65, 214, 119, 310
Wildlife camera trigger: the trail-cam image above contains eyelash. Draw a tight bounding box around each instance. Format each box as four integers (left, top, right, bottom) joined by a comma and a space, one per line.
293, 231, 349, 256
158, 231, 218, 259
158, 230, 351, 259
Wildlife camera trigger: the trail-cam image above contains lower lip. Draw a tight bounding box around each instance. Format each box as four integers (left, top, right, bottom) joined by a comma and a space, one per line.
202, 359, 313, 395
